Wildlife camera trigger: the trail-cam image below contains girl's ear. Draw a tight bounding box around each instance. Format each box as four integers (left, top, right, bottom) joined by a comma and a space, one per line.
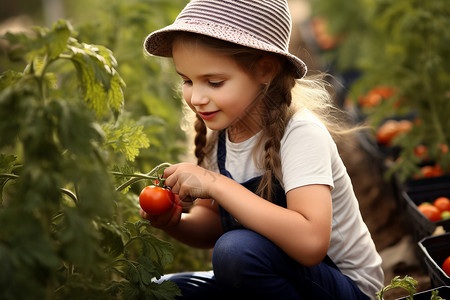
256, 55, 280, 84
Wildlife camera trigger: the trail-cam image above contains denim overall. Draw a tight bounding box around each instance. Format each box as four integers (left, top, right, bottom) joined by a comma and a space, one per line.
159, 131, 370, 300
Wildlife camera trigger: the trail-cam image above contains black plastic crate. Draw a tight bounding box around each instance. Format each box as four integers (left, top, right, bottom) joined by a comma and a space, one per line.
403, 174, 450, 195
394, 286, 450, 300
419, 233, 450, 288
401, 182, 450, 243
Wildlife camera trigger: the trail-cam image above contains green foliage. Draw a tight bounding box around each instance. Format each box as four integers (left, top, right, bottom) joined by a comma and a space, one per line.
73, 0, 188, 169
376, 275, 418, 300
103, 119, 150, 162
376, 275, 443, 300
312, 0, 450, 180
430, 289, 444, 300
67, 0, 213, 276
0, 20, 179, 299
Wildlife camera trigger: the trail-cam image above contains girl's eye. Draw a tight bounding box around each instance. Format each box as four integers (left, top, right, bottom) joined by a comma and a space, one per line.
209, 81, 223, 88
182, 79, 192, 85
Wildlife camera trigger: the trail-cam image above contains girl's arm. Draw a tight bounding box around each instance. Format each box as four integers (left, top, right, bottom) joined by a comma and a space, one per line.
141, 197, 223, 249
164, 163, 332, 266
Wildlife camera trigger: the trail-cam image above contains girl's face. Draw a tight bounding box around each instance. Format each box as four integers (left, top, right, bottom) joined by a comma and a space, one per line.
172, 39, 267, 142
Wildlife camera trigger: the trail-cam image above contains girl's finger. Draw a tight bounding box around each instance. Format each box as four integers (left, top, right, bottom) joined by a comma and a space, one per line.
163, 164, 178, 181
140, 208, 148, 219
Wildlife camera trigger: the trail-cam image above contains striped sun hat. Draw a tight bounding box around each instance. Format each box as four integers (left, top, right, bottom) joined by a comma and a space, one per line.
144, 0, 307, 78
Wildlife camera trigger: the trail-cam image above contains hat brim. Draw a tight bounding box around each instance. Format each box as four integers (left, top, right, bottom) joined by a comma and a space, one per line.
144, 19, 307, 79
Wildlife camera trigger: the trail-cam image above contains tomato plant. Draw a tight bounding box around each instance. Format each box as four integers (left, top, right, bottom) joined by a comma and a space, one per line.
139, 185, 175, 215
442, 256, 450, 277
0, 15, 183, 299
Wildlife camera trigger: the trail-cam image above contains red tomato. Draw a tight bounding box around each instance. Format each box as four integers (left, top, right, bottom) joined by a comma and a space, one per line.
438, 143, 449, 154
376, 120, 399, 145
376, 120, 412, 145
434, 197, 450, 212
421, 164, 444, 178
139, 185, 174, 215
417, 203, 442, 222
413, 145, 428, 159
371, 86, 395, 99
442, 256, 450, 277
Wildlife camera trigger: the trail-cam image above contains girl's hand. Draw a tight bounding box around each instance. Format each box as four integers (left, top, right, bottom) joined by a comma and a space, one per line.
140, 197, 183, 229
163, 163, 219, 201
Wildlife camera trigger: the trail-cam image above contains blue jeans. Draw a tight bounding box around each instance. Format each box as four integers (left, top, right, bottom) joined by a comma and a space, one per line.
157, 229, 370, 299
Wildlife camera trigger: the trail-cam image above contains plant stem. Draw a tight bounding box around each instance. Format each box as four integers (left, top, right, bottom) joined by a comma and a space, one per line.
0, 173, 78, 203
61, 188, 78, 203
426, 96, 446, 143
110, 172, 157, 180
37, 54, 49, 103
0, 173, 19, 180
115, 162, 171, 192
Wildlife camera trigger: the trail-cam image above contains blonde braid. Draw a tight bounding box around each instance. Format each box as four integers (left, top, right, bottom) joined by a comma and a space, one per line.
194, 114, 207, 166
256, 73, 295, 201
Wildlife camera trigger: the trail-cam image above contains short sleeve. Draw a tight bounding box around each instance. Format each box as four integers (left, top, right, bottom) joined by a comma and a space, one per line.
280, 117, 335, 193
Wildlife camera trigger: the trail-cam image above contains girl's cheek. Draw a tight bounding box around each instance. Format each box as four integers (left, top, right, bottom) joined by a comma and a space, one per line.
183, 90, 193, 108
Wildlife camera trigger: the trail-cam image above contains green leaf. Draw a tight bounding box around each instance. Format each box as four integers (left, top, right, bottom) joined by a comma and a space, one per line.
430, 289, 443, 300
68, 41, 125, 118
57, 207, 106, 275
147, 280, 182, 300
103, 119, 150, 162
0, 79, 35, 150
100, 222, 125, 258
376, 275, 417, 300
121, 260, 181, 300
0, 70, 23, 90
137, 256, 157, 286
48, 99, 104, 156
0, 154, 17, 172
46, 19, 72, 60
111, 164, 138, 193
0, 154, 18, 206
137, 223, 174, 269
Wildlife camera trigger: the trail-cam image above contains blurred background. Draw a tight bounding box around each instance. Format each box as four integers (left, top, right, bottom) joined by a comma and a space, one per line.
1, 0, 449, 299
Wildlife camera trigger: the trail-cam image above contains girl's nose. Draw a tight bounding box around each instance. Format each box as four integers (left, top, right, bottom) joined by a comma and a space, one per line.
190, 87, 209, 107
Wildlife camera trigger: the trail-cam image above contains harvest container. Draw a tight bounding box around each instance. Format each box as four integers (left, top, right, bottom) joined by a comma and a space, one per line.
401, 181, 450, 244
418, 233, 450, 288
394, 286, 450, 300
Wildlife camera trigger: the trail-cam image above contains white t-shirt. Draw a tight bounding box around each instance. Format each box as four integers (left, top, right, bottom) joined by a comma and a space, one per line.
209, 108, 384, 299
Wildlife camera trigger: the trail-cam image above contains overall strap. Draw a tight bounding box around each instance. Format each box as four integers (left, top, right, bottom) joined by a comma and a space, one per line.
216, 130, 286, 231
217, 130, 244, 231
217, 130, 233, 179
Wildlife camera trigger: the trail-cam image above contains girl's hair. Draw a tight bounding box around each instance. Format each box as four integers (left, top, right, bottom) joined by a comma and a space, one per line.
174, 32, 354, 201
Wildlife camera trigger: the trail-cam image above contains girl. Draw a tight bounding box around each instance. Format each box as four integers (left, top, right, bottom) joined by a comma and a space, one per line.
141, 1, 384, 299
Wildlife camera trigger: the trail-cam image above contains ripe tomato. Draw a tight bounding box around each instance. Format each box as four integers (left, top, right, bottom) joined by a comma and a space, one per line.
139, 185, 174, 216
421, 164, 444, 178
434, 197, 450, 212
442, 256, 450, 277
371, 86, 395, 99
376, 120, 399, 145
376, 120, 412, 145
417, 203, 442, 222
438, 143, 449, 154
413, 145, 427, 159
